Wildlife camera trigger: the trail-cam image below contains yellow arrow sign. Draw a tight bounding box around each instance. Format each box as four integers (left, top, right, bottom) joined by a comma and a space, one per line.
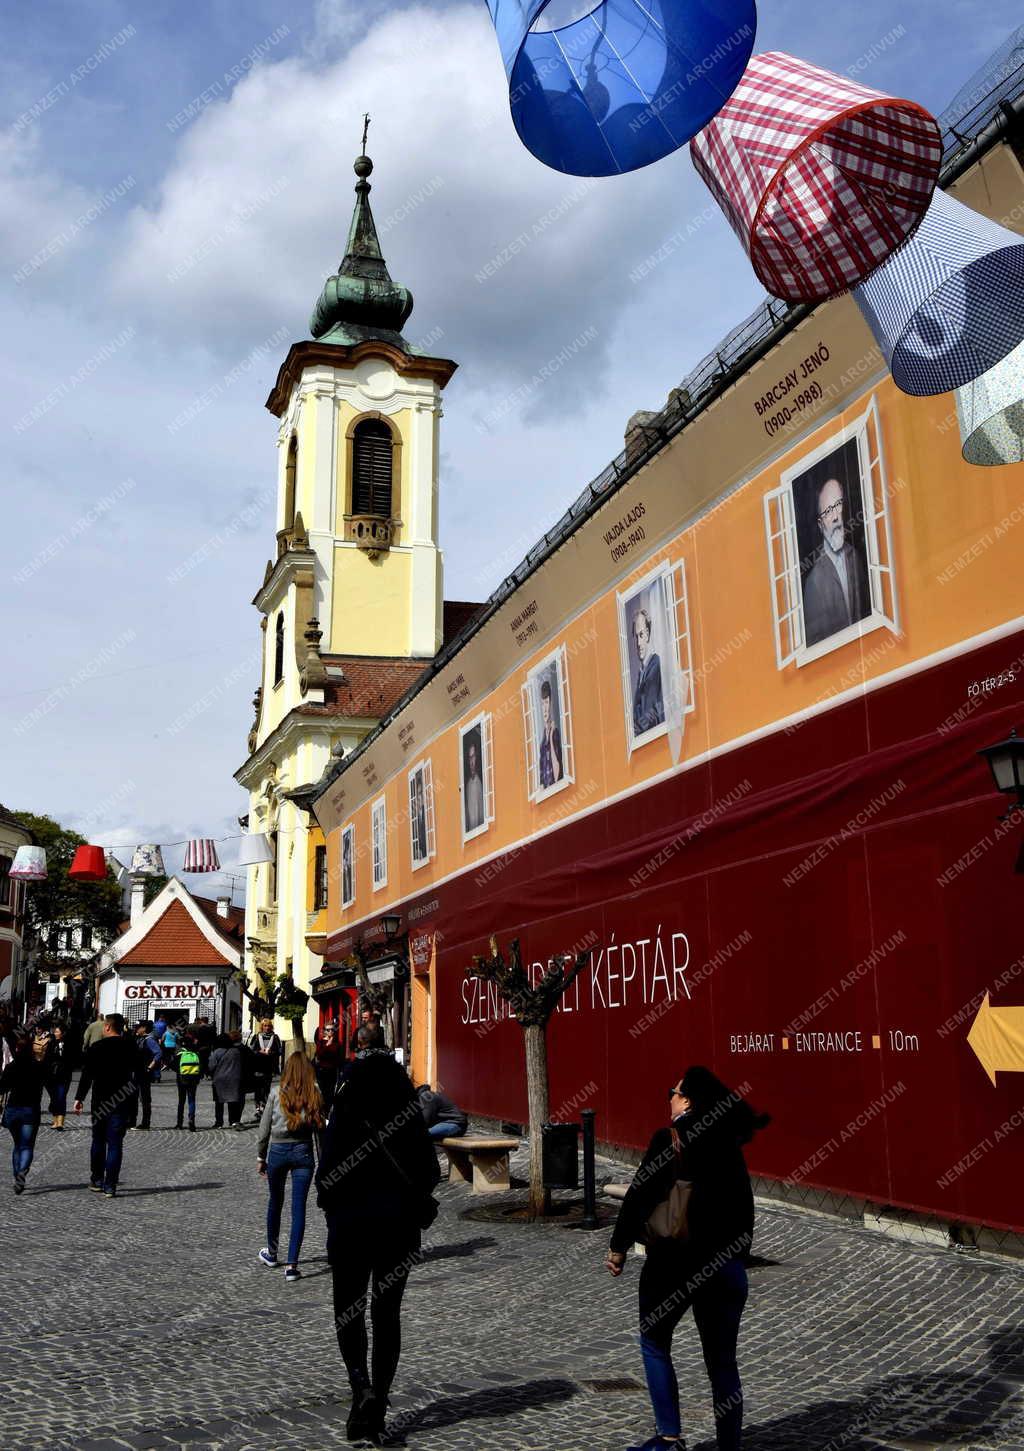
967, 992, 1024, 1085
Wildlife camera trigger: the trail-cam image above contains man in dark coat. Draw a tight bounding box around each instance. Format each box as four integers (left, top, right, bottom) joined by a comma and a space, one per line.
317, 1026, 440, 1443
802, 477, 869, 647
73, 1014, 139, 1197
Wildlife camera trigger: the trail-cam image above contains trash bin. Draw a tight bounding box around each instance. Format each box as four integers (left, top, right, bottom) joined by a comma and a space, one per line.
542, 1121, 579, 1189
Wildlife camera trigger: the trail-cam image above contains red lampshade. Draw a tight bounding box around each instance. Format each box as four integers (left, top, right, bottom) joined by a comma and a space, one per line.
68, 844, 108, 882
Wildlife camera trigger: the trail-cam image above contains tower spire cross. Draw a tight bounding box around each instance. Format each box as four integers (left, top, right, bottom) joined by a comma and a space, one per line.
361, 112, 370, 154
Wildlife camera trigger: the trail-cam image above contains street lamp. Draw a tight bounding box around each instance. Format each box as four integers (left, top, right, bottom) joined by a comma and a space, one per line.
380, 913, 401, 942
978, 728, 1024, 818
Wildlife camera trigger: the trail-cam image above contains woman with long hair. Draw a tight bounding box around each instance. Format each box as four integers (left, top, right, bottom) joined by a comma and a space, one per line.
256, 1051, 324, 1281
607, 1066, 769, 1451
1, 1029, 48, 1193
44, 1023, 74, 1129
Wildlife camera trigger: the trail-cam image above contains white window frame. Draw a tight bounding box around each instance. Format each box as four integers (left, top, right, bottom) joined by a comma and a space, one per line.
371, 796, 388, 891
459, 712, 495, 844
408, 758, 436, 869
522, 644, 575, 803
617, 558, 695, 755
763, 394, 899, 670
340, 824, 355, 909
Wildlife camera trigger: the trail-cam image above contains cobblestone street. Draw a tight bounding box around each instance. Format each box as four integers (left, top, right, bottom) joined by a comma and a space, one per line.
4, 1083, 1024, 1451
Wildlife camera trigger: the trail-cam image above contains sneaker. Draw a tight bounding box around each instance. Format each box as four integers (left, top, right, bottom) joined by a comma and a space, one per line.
285, 1266, 301, 1282
258, 1248, 278, 1268
103, 1186, 117, 1198
89, 1181, 103, 1193
13, 1176, 26, 1195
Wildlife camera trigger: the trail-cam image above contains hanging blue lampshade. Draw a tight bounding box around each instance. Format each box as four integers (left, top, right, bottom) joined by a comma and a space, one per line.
486, 0, 757, 176
852, 188, 1024, 397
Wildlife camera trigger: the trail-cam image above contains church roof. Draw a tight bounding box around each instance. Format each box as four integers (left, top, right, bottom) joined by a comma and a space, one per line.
309, 146, 415, 350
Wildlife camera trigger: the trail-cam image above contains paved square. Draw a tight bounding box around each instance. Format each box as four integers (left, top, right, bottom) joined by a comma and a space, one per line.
3, 1082, 1023, 1450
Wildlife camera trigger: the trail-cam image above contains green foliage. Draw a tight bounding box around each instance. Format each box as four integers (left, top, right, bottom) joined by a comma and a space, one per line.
12, 811, 123, 960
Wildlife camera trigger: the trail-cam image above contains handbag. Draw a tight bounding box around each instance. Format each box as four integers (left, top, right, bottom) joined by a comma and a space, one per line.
643, 1127, 692, 1245
363, 1114, 440, 1231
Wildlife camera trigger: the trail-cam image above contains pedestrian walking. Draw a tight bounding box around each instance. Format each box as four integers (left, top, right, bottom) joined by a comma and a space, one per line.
416, 1082, 468, 1140
1, 1030, 47, 1193
174, 1034, 202, 1130
44, 1023, 74, 1129
606, 1066, 769, 1451
313, 1022, 343, 1105
248, 1018, 282, 1118
81, 1014, 106, 1053
316, 1025, 440, 1445
211, 1030, 246, 1128
256, 1052, 324, 1281
129, 1021, 161, 1131
208, 1032, 229, 1128
73, 1013, 139, 1199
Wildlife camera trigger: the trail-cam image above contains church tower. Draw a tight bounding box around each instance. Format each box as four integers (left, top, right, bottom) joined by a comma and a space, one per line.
235, 136, 460, 1039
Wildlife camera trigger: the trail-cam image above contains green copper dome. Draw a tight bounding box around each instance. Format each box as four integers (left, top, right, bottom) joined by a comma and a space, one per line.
310, 150, 415, 348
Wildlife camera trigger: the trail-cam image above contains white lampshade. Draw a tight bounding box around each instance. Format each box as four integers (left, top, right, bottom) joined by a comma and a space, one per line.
130, 843, 166, 876
236, 832, 274, 868
853, 189, 1024, 397
10, 844, 46, 880
956, 336, 1024, 465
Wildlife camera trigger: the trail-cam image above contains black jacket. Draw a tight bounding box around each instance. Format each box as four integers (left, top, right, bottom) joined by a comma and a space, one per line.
44, 1037, 74, 1085
75, 1036, 139, 1119
316, 1051, 440, 1240
417, 1085, 467, 1132
0, 1053, 47, 1110
610, 1107, 758, 1266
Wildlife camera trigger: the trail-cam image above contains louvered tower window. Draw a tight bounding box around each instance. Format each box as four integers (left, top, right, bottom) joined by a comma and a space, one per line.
352, 419, 394, 517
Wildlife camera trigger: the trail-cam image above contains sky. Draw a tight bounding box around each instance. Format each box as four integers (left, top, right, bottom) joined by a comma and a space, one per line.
1, 0, 1021, 901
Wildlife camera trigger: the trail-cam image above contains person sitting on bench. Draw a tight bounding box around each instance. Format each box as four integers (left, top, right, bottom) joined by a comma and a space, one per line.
416, 1083, 468, 1140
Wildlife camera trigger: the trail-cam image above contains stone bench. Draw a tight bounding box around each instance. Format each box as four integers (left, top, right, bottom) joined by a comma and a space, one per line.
440, 1136, 519, 1194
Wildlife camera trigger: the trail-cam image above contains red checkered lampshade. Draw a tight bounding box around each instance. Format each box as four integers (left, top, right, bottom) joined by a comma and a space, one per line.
183, 838, 221, 873
690, 51, 942, 302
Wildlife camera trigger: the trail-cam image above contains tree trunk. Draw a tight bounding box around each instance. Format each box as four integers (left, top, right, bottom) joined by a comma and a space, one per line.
523, 1022, 551, 1219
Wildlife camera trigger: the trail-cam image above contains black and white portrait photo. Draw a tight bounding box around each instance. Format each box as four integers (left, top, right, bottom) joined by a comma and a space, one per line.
408, 761, 431, 866
525, 650, 570, 800
618, 564, 690, 753
459, 717, 489, 841
341, 825, 354, 907
792, 437, 872, 651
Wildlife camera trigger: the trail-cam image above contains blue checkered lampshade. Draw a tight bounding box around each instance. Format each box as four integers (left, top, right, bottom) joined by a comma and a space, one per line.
955, 336, 1024, 465
853, 188, 1024, 397
485, 0, 756, 176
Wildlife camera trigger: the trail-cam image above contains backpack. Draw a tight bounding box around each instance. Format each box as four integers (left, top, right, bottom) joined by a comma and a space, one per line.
163, 1029, 178, 1050
178, 1048, 201, 1078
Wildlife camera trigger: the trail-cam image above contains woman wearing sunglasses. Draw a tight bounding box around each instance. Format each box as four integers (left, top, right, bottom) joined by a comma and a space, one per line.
607, 1066, 769, 1451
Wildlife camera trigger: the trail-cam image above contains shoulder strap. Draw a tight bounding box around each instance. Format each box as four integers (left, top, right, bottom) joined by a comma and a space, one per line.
361, 1113, 417, 1193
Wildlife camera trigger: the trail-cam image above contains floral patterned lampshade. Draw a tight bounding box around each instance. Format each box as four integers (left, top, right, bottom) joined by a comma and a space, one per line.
955, 336, 1024, 466
485, 0, 757, 176
10, 845, 46, 881
690, 50, 941, 302
130, 843, 166, 877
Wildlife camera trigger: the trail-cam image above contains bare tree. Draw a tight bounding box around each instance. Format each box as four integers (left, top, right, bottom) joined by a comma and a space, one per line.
468, 936, 590, 1219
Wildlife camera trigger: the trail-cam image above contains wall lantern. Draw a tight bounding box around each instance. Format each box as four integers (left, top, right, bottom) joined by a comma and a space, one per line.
978, 728, 1024, 818
380, 913, 402, 941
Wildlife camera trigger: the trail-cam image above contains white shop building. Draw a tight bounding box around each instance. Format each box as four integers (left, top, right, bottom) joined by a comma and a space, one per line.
96, 878, 243, 1032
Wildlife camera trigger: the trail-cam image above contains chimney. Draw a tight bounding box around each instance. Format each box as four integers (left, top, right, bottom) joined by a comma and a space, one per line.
216, 896, 231, 919
130, 876, 146, 926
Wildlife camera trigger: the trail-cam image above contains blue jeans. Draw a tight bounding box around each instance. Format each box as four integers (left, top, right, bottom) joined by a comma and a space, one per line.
638, 1252, 748, 1448
177, 1080, 198, 1124
3, 1105, 40, 1181
428, 1120, 466, 1139
266, 1141, 315, 1266
48, 1080, 69, 1116
90, 1111, 130, 1190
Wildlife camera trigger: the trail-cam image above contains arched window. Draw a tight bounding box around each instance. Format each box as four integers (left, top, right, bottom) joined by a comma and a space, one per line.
273, 612, 285, 686
283, 435, 297, 533
352, 419, 394, 517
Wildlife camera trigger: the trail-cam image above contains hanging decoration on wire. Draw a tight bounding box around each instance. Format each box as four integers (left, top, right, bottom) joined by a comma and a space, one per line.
690, 50, 942, 302
955, 336, 1024, 466
852, 188, 1024, 397
68, 845, 108, 882
130, 843, 166, 877
10, 845, 47, 881
182, 838, 222, 873
235, 831, 275, 868
485, 0, 757, 176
